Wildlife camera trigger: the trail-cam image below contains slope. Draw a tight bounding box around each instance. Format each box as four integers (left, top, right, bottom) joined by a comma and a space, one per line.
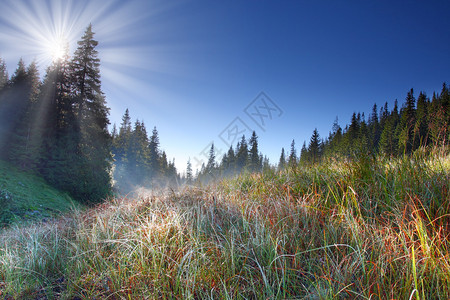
0, 159, 80, 226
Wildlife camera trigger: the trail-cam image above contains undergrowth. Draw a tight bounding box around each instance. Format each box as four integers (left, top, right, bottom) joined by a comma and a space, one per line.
0, 148, 449, 299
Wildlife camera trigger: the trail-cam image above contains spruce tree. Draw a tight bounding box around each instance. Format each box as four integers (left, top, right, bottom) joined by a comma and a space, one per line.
369, 103, 380, 151
397, 89, 416, 154
308, 128, 321, 164
278, 147, 286, 170
428, 84, 449, 146
236, 135, 248, 172
70, 24, 111, 201
206, 143, 216, 174
380, 100, 399, 156
6, 61, 41, 168
299, 142, 309, 164
186, 159, 193, 184
0, 57, 8, 91
223, 146, 236, 176
149, 126, 160, 177
248, 131, 260, 172
0, 59, 28, 159
414, 92, 429, 147
37, 48, 76, 190
129, 120, 150, 184
288, 139, 297, 167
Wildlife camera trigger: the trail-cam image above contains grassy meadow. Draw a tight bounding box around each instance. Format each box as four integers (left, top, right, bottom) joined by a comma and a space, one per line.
0, 147, 449, 299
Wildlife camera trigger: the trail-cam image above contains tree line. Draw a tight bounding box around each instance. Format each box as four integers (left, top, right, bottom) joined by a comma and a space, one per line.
292, 86, 449, 167
193, 131, 271, 184
191, 85, 448, 182
110, 109, 179, 192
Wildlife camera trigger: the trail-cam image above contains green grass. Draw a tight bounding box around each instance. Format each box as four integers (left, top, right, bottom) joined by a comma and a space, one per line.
0, 160, 80, 226
0, 148, 449, 299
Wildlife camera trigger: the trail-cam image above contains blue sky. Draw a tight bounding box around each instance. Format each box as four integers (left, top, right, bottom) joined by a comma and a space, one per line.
1, 0, 449, 172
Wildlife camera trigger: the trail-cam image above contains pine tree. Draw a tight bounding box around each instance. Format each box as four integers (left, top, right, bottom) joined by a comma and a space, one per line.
308, 128, 321, 164
397, 89, 416, 154
186, 159, 193, 184
8, 61, 41, 169
206, 143, 216, 173
149, 126, 160, 177
70, 24, 111, 201
299, 142, 309, 164
369, 103, 380, 151
262, 155, 271, 172
166, 158, 178, 186
325, 117, 342, 156
380, 100, 399, 156
159, 151, 168, 178
0, 59, 28, 159
428, 83, 449, 146
0, 57, 8, 91
222, 146, 236, 176
278, 147, 286, 170
288, 139, 297, 167
236, 135, 248, 172
129, 120, 150, 184
358, 116, 369, 154
414, 92, 429, 147
248, 131, 260, 172
111, 123, 118, 140
2, 60, 44, 170
37, 48, 74, 177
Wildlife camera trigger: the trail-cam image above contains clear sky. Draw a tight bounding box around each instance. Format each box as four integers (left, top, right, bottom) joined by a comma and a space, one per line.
1, 0, 449, 173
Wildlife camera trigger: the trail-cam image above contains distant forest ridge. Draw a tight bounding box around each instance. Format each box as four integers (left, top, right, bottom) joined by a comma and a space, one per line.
0, 25, 448, 200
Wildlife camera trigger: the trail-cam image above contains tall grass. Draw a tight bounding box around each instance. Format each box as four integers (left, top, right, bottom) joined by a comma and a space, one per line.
0, 148, 449, 299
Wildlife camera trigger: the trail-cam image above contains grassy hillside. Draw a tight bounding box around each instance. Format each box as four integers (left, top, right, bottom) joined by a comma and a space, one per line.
0, 148, 449, 299
0, 160, 80, 226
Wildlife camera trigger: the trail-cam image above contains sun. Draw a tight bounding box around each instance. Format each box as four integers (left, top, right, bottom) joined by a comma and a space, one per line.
46, 35, 68, 62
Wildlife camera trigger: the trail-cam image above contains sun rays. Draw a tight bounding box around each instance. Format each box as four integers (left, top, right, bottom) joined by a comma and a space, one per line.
0, 0, 176, 98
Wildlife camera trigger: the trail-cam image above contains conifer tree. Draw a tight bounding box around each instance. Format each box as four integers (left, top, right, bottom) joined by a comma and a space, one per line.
414, 92, 429, 147
380, 100, 399, 156
348, 112, 360, 145
358, 116, 369, 153
70, 24, 111, 201
248, 131, 260, 172
159, 151, 168, 178
0, 59, 28, 159
206, 143, 216, 174
278, 147, 286, 170
0, 58, 8, 91
222, 146, 236, 176
129, 120, 150, 184
236, 135, 248, 172
369, 103, 380, 151
428, 83, 449, 146
8, 61, 41, 169
111, 123, 118, 140
288, 139, 297, 167
37, 47, 77, 191
397, 89, 416, 154
299, 142, 309, 164
308, 128, 321, 164
186, 159, 193, 184
323, 117, 342, 157
149, 126, 160, 177
114, 109, 132, 161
